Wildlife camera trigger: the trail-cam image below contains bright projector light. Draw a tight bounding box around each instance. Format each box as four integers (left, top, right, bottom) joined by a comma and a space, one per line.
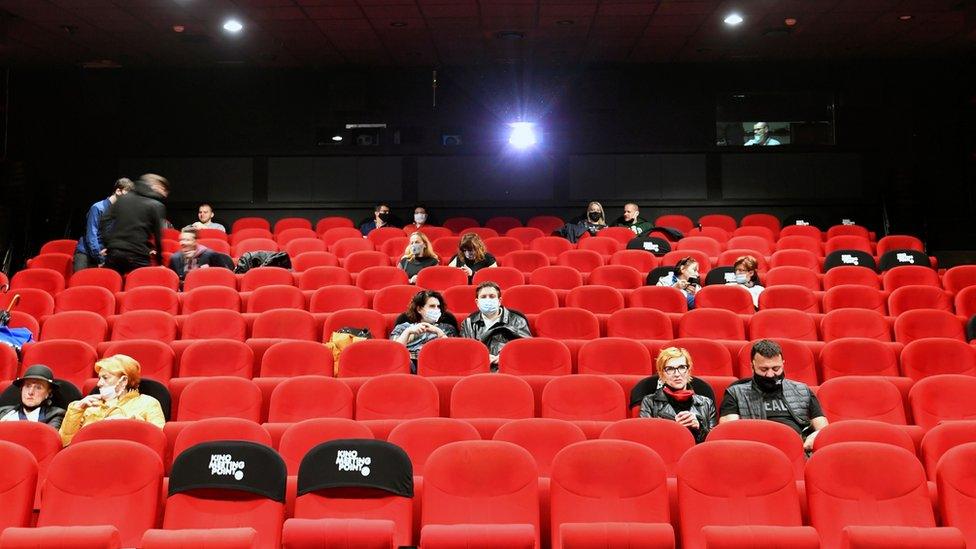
508, 122, 538, 149
223, 19, 244, 33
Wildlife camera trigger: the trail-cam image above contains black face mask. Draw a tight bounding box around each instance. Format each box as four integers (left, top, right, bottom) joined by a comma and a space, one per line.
753, 372, 784, 393
587, 211, 601, 222
377, 212, 391, 222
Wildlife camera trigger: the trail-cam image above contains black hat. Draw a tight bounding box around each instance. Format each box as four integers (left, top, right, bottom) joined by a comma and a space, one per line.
13, 365, 57, 391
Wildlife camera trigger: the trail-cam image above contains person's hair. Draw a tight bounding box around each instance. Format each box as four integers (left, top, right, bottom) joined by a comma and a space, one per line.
180, 227, 198, 240
733, 255, 761, 284
413, 204, 428, 214
375, 202, 391, 212
475, 281, 501, 298
655, 346, 693, 379
403, 231, 438, 261
624, 202, 639, 210
750, 339, 783, 362
94, 354, 142, 389
198, 203, 213, 211
586, 201, 606, 225
139, 173, 169, 192
457, 233, 487, 263
675, 256, 698, 279
404, 290, 447, 323
114, 178, 134, 192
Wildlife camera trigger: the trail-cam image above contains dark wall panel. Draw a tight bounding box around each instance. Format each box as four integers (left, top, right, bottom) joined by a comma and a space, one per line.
118, 157, 253, 202
569, 154, 707, 201
268, 156, 403, 202
417, 156, 554, 202
721, 153, 862, 200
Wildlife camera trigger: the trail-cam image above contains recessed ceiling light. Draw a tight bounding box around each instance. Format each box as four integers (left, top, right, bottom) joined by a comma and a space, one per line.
222, 19, 243, 33
390, 21, 407, 27
898, 14, 913, 21
556, 19, 574, 26
724, 13, 744, 26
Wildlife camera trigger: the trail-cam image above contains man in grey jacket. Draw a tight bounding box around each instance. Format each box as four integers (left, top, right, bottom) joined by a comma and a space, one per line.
719, 339, 828, 451
460, 281, 532, 370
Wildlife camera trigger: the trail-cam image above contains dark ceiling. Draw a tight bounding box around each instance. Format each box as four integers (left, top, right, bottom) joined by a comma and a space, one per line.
0, 0, 972, 68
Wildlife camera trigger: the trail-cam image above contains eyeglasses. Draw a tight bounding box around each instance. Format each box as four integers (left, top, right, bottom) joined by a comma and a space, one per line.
663, 365, 689, 375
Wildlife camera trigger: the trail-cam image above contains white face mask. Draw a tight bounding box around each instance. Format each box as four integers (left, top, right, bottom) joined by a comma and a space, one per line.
463, 250, 476, 260
98, 376, 124, 399
410, 243, 424, 256
735, 273, 749, 284
423, 308, 441, 323
477, 297, 500, 315
414, 213, 427, 224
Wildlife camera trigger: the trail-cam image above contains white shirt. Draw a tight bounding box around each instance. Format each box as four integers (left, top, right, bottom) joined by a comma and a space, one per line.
0, 407, 40, 422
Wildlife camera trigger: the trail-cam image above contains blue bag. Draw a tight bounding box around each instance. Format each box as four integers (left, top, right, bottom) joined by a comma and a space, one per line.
0, 326, 32, 354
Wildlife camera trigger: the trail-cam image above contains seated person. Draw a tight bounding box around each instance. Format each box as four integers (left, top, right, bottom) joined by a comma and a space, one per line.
720, 339, 828, 451
447, 233, 497, 283
656, 256, 701, 309
398, 231, 440, 284
729, 255, 765, 309
557, 201, 607, 243
460, 282, 532, 370
360, 202, 393, 236
168, 228, 229, 280
611, 202, 653, 235
390, 290, 458, 372
59, 354, 165, 446
0, 365, 67, 429
187, 203, 225, 232
639, 347, 716, 443
404, 204, 434, 231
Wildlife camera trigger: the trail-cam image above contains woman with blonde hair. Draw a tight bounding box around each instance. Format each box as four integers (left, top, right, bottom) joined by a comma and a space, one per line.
447, 233, 497, 283
639, 347, 716, 443
397, 231, 440, 284
557, 201, 608, 243
59, 354, 165, 445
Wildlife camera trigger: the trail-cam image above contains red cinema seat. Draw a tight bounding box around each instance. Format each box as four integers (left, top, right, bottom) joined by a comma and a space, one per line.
233, 238, 279, 257
606, 308, 673, 340
822, 309, 891, 342
937, 443, 976, 549
503, 285, 559, 314
278, 418, 372, 474
826, 224, 870, 240
910, 374, 976, 430
578, 338, 652, 376
276, 228, 317, 248
26, 253, 72, 281
343, 250, 392, 274
274, 217, 313, 234
365, 226, 407, 248
155, 440, 285, 548
431, 236, 460, 261
355, 266, 409, 291
667, 338, 735, 377
54, 286, 116, 317
484, 236, 523, 258
494, 419, 586, 477
698, 214, 738, 233
0, 441, 36, 530
550, 440, 673, 549
577, 236, 622, 259
0, 289, 54, 320
600, 418, 695, 477
176, 377, 262, 422
696, 285, 756, 314
178, 339, 253, 379
284, 237, 326, 257
717, 250, 769, 272
764, 266, 821, 290
530, 237, 574, 263
877, 235, 925, 255
901, 338, 976, 380
371, 284, 421, 314
955, 286, 976, 318
587, 265, 643, 289
471, 266, 524, 290
823, 266, 881, 289
500, 250, 550, 274
182, 267, 237, 291
111, 310, 178, 342
727, 235, 773, 255
944, 265, 976, 294
0, 422, 59, 508
125, 266, 179, 290
388, 417, 480, 476
71, 418, 167, 464
749, 309, 818, 341
894, 310, 965, 343
498, 338, 573, 376
417, 226, 452, 242
460, 227, 498, 242
7, 311, 39, 336
308, 286, 368, 313
817, 377, 907, 424
677, 309, 745, 341
759, 285, 820, 313
38, 239, 77, 255
529, 266, 583, 291
769, 249, 821, 272
780, 224, 825, 240
610, 250, 659, 273
535, 308, 600, 340
337, 340, 411, 378
180, 286, 241, 313
102, 340, 175, 384
232, 217, 271, 232
40, 311, 107, 347
260, 340, 334, 378
11, 268, 64, 296
417, 338, 490, 377
323, 308, 387, 339
888, 285, 952, 315
267, 376, 353, 423
420, 441, 539, 549
565, 285, 624, 314
883, 265, 941, 291
450, 374, 534, 437
331, 237, 373, 259
180, 309, 247, 343
298, 266, 351, 289
245, 284, 305, 312
356, 374, 440, 438
706, 420, 806, 480
629, 286, 689, 313
292, 252, 341, 273
315, 216, 354, 234
443, 217, 480, 233
678, 440, 815, 549
825, 235, 873, 255
486, 216, 523, 234
507, 227, 547, 247
662, 250, 712, 274
740, 213, 781, 238
231, 228, 274, 245
321, 227, 363, 249
775, 235, 823, 256
805, 442, 961, 549
542, 375, 626, 437
22, 340, 96, 389
69, 268, 123, 293
416, 266, 467, 291
118, 286, 179, 315
822, 285, 887, 314
655, 214, 694, 234
527, 215, 565, 236
820, 338, 901, 380
676, 236, 723, 258
920, 422, 976, 481
556, 249, 604, 274
240, 266, 293, 291
812, 420, 916, 455
34, 440, 162, 547
687, 225, 731, 244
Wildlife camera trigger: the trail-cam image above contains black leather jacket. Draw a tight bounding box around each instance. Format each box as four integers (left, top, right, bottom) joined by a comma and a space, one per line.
639, 388, 717, 443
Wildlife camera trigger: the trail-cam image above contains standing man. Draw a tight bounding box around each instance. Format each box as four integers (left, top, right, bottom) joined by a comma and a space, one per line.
360, 202, 392, 236
101, 174, 169, 275
189, 203, 225, 232
73, 178, 134, 272
613, 202, 653, 235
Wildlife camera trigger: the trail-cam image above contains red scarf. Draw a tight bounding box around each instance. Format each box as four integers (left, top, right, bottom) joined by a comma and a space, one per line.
663, 385, 695, 402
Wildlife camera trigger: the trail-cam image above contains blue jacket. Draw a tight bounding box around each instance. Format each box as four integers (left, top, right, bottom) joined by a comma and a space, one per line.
75, 197, 113, 261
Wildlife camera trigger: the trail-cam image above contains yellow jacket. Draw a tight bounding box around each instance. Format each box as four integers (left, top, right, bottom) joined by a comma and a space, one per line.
59, 390, 165, 446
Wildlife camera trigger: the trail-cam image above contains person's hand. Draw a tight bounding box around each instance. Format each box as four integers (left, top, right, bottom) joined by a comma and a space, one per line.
460, 265, 473, 277
409, 275, 418, 284
429, 325, 447, 338
686, 284, 699, 295
149, 250, 157, 256
803, 430, 820, 451
192, 222, 204, 229
675, 411, 699, 430
99, 249, 107, 256
77, 395, 104, 410
677, 279, 689, 290
489, 354, 499, 365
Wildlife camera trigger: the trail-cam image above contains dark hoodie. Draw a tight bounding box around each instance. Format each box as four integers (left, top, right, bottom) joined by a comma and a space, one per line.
100, 179, 166, 258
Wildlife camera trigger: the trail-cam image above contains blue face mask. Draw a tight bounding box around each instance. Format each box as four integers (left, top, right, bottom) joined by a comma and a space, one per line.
735, 273, 749, 284
423, 308, 441, 323
477, 297, 500, 315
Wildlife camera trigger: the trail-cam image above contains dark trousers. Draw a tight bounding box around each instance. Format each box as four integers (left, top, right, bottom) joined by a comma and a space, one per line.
104, 250, 150, 276
72, 252, 98, 272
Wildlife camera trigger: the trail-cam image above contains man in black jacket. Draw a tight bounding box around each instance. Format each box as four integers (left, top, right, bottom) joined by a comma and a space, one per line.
101, 174, 169, 275
168, 227, 232, 281
0, 365, 66, 429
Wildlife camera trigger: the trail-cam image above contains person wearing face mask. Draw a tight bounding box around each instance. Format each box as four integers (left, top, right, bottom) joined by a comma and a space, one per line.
639, 347, 716, 443
0, 365, 67, 429
404, 205, 434, 231
398, 231, 440, 284
460, 281, 532, 370
656, 256, 701, 309
744, 122, 781, 146
557, 201, 608, 243
612, 202, 653, 235
727, 255, 765, 309
58, 354, 165, 446
360, 202, 394, 236
447, 233, 497, 283
720, 340, 828, 451
390, 290, 458, 371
